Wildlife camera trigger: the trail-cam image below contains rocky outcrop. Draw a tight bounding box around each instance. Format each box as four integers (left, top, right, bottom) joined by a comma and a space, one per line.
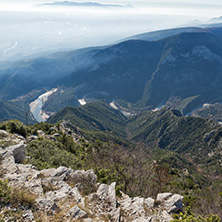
0, 130, 26, 148
0, 130, 9, 137
156, 193, 184, 213
86, 182, 121, 221
7, 142, 27, 163
203, 130, 217, 142
59, 121, 83, 142
65, 206, 88, 220
0, 141, 184, 221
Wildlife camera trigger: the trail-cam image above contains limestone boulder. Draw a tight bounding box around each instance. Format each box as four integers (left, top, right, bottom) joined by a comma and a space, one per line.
6, 142, 27, 163
27, 135, 38, 142
118, 192, 146, 220
45, 183, 72, 202
37, 130, 45, 137
144, 197, 155, 209
66, 206, 88, 220
156, 193, 184, 213
22, 210, 35, 222
0, 130, 9, 137
69, 186, 85, 206
40, 166, 72, 179
36, 198, 61, 214
87, 182, 120, 221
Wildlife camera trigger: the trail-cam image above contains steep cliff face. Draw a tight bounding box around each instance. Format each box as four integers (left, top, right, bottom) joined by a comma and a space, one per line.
140, 32, 222, 109
0, 131, 183, 222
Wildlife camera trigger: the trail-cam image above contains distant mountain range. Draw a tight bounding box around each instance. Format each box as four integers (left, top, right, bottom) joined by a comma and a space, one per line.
123, 27, 207, 42
1, 23, 222, 122
39, 1, 128, 8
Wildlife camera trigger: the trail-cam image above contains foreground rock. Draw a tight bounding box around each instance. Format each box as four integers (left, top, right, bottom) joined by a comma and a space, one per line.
0, 142, 183, 221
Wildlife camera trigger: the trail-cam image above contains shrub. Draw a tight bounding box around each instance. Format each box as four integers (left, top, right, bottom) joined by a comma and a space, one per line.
0, 120, 28, 138
173, 207, 221, 221
0, 179, 35, 207
32, 122, 54, 134
26, 137, 81, 170
0, 179, 11, 204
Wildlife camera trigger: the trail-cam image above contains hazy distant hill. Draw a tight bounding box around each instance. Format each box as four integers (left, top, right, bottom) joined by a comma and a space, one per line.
123, 27, 207, 42
40, 1, 126, 8
1, 25, 222, 120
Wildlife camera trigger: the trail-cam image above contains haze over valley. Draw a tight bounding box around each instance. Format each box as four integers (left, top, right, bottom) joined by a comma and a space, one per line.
1, 0, 222, 62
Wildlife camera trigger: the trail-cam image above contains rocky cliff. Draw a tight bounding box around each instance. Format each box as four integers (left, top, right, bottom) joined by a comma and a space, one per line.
0, 130, 184, 221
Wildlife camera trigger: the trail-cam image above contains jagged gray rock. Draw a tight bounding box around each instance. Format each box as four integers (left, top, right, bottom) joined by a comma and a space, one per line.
87, 182, 121, 221
0, 130, 9, 137
0, 131, 25, 149
22, 210, 35, 222
133, 217, 152, 222
118, 192, 147, 221
150, 210, 173, 222
7, 142, 26, 163
156, 193, 184, 213
66, 206, 88, 220
69, 186, 85, 206
45, 184, 72, 201
37, 130, 45, 137
61, 121, 82, 136
144, 197, 155, 209
27, 135, 38, 142
65, 168, 97, 184
204, 130, 217, 142
0, 141, 184, 222
53, 133, 60, 137
40, 166, 71, 178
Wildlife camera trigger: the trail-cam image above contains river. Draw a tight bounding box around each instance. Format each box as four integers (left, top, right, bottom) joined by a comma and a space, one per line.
29, 88, 57, 122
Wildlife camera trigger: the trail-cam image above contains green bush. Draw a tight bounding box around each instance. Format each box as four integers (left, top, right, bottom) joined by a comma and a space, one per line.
183, 195, 197, 207
173, 207, 221, 221
27, 137, 82, 170
57, 133, 79, 154
94, 167, 117, 184
0, 120, 28, 138
0, 179, 35, 207
32, 122, 54, 134
0, 179, 11, 204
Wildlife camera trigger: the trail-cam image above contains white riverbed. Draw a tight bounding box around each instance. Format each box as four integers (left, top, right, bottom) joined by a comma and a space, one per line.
29, 88, 57, 122
78, 98, 87, 105
110, 101, 118, 110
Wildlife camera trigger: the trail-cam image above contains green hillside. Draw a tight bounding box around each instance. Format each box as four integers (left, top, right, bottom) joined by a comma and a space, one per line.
0, 89, 45, 124
0, 100, 36, 125
1, 114, 222, 219
127, 108, 222, 176
47, 101, 222, 178
48, 100, 127, 137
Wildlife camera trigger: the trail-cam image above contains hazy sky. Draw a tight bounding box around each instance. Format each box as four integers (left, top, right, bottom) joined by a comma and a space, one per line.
0, 0, 222, 61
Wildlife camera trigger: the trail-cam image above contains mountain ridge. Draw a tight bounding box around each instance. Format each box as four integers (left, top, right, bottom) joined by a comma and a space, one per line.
2, 25, 222, 122
47, 100, 222, 179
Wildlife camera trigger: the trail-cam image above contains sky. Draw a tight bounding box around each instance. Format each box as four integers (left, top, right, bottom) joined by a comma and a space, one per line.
0, 0, 222, 61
